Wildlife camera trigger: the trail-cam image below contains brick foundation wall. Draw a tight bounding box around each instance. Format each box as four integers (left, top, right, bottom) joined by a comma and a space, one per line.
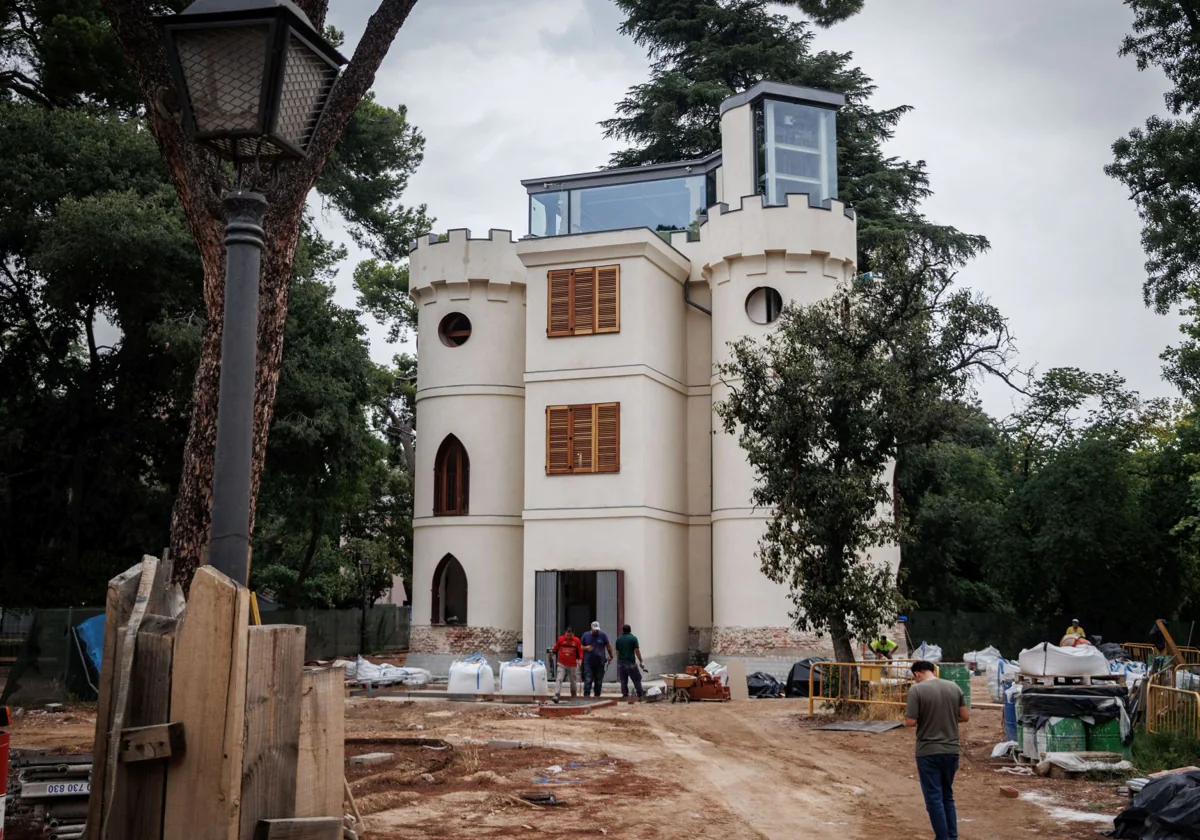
409, 624, 521, 657
711, 626, 832, 658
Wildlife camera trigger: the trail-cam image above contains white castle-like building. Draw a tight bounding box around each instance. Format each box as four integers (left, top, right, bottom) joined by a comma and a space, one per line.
406, 81, 900, 677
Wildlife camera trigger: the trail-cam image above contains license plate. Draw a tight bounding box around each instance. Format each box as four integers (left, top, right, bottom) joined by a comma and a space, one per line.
20, 780, 90, 797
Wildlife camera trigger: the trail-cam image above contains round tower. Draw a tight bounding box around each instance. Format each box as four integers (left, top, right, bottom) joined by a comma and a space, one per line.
696, 82, 892, 667
700, 193, 859, 663
406, 228, 526, 673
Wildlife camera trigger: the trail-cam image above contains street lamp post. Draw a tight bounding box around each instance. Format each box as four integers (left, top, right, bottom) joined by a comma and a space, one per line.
158, 0, 346, 585
359, 555, 373, 656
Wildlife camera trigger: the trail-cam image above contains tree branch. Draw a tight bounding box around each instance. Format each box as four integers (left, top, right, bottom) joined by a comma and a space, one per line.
302, 0, 419, 178
1179, 0, 1200, 40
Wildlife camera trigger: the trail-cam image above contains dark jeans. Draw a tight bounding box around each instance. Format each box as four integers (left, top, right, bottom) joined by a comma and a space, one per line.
618, 661, 644, 697
582, 659, 605, 697
916, 753, 959, 840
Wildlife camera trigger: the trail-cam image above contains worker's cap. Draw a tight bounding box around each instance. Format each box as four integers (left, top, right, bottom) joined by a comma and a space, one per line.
590, 621, 600, 630
1072, 618, 1080, 623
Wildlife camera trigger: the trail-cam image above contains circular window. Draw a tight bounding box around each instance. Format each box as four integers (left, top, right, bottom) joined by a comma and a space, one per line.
745, 287, 784, 325
438, 312, 472, 347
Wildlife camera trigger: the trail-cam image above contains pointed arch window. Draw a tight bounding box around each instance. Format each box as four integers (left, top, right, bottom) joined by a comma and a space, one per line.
431, 554, 467, 625
434, 434, 469, 516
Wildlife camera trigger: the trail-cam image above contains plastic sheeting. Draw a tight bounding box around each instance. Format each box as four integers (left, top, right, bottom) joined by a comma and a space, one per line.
1016, 685, 1132, 744
1018, 642, 1110, 677
339, 657, 431, 687
1110, 770, 1200, 839
785, 658, 830, 698
75, 615, 105, 675
747, 672, 782, 698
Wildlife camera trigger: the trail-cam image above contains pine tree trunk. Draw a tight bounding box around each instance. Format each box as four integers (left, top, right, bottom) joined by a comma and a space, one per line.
830, 616, 857, 663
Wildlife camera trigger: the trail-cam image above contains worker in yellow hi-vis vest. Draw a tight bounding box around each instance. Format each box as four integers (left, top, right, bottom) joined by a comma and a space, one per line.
870, 633, 899, 660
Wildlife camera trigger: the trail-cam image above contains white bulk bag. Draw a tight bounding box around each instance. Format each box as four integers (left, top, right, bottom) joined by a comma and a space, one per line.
499, 659, 549, 696
913, 642, 943, 663
1018, 643, 1109, 677
448, 654, 495, 694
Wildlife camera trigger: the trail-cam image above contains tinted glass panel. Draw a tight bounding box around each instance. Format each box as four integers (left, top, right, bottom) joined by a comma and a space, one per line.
530, 190, 568, 236
570, 175, 705, 234
757, 99, 837, 206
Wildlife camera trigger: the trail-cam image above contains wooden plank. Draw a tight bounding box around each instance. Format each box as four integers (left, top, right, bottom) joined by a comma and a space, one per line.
294, 667, 344, 819
253, 817, 342, 840
85, 562, 141, 834
101, 556, 158, 837
239, 625, 306, 838
105, 615, 175, 840
726, 661, 749, 702
163, 566, 251, 840
119, 721, 185, 763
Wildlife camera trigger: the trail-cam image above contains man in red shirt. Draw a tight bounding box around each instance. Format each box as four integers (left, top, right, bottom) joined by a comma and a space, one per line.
552, 626, 584, 702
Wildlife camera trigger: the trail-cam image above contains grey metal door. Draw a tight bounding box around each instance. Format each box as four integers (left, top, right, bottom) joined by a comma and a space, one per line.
534, 571, 559, 665
597, 570, 623, 681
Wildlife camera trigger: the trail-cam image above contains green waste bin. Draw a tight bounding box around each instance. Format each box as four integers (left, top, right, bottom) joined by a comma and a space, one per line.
940, 662, 972, 709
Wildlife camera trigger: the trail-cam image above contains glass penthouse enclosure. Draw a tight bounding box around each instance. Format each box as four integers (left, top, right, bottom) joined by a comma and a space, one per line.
524, 84, 842, 238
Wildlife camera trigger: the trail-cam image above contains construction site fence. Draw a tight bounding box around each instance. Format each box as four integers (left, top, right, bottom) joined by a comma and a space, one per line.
1145, 684, 1200, 739
905, 612, 1198, 660
807, 660, 933, 716
259, 604, 410, 660
0, 603, 410, 706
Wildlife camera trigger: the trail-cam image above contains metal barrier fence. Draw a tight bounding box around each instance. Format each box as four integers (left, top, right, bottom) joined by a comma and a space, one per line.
1146, 684, 1200, 738
1180, 647, 1200, 665
1122, 643, 1161, 664
808, 660, 933, 715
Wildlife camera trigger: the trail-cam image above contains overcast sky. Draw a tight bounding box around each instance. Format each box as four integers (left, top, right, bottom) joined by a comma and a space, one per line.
320, 0, 1176, 418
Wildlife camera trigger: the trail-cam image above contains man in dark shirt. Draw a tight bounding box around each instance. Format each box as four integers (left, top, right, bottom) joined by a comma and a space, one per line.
580, 621, 612, 697
904, 660, 969, 840
614, 624, 646, 700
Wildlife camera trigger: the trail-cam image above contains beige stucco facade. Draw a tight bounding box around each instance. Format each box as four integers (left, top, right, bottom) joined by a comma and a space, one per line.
406, 83, 901, 676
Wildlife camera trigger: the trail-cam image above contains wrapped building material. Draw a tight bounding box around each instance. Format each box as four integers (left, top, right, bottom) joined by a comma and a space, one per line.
1018, 642, 1109, 677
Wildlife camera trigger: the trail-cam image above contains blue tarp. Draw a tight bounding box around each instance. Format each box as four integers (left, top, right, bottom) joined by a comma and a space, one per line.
76, 614, 105, 676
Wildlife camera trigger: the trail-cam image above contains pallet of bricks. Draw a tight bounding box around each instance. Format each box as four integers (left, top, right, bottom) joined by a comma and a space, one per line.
83, 557, 350, 840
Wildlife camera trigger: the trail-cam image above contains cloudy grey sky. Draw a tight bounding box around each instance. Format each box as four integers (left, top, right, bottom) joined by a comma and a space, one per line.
320, 0, 1175, 417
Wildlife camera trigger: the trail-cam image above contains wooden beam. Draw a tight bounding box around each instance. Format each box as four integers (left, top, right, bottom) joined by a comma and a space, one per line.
239, 625, 306, 838
294, 667, 344, 819
105, 615, 176, 840
253, 817, 342, 840
85, 562, 141, 833
163, 566, 250, 840
119, 721, 185, 763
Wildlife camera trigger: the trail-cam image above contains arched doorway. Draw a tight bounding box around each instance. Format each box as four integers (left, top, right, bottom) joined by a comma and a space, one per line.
434, 435, 469, 515
431, 554, 467, 625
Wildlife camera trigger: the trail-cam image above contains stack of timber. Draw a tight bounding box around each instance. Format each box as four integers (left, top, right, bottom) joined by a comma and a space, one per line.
83, 559, 345, 840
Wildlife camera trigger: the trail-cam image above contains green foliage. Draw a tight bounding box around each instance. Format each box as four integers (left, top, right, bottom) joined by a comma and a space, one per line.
899, 375, 1200, 621
1108, 0, 1200, 313
715, 246, 1016, 656
319, 93, 432, 263
0, 101, 202, 604
604, 0, 987, 268
353, 259, 413, 342
0, 3, 429, 607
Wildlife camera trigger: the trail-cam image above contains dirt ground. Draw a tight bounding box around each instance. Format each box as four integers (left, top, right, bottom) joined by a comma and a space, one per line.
344, 693, 1128, 840
5, 689, 1130, 839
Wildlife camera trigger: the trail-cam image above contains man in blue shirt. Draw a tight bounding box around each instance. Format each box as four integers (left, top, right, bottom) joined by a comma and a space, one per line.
580, 621, 613, 697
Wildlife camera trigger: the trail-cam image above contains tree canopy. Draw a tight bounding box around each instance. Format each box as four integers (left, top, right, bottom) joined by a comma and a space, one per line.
603, 0, 987, 269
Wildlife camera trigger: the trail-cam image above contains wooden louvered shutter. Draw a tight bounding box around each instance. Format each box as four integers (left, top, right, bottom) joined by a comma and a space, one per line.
596, 403, 620, 473
571, 267, 596, 335
547, 270, 572, 336
570, 404, 594, 473
546, 406, 571, 474
596, 265, 620, 333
